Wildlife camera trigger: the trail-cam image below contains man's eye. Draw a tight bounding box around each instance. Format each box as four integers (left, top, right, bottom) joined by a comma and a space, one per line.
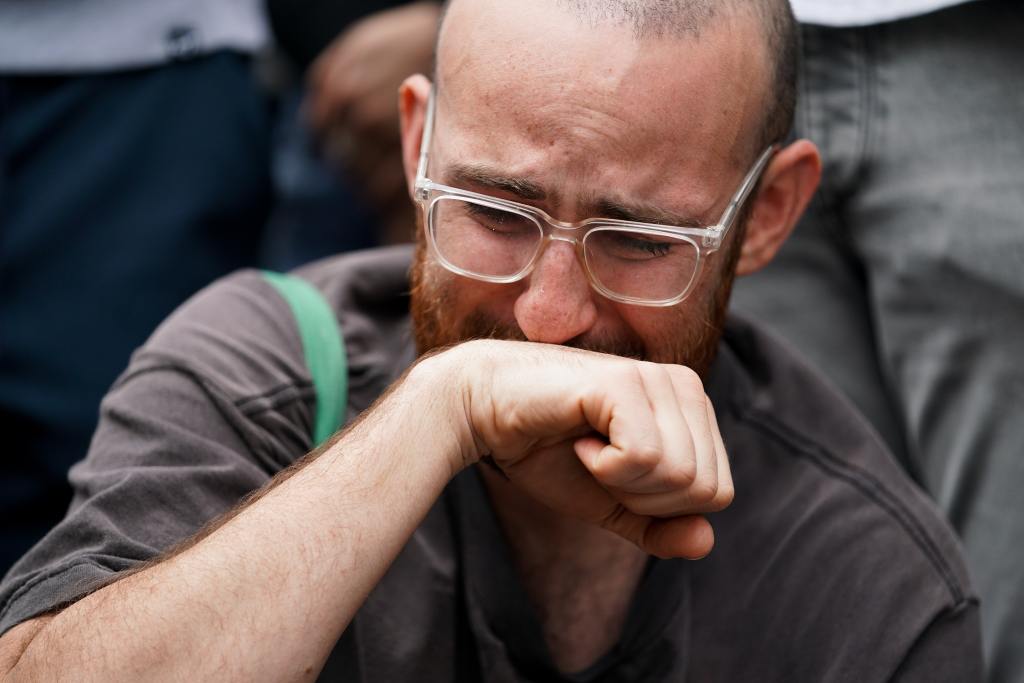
467, 204, 509, 223
466, 204, 532, 234
606, 232, 675, 259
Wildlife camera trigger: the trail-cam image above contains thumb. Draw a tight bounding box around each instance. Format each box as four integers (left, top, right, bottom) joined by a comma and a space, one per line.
593, 503, 714, 560
641, 515, 715, 560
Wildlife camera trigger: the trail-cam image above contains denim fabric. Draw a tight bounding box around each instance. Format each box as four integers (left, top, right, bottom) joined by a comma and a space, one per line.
0, 52, 272, 575
732, 1, 1024, 679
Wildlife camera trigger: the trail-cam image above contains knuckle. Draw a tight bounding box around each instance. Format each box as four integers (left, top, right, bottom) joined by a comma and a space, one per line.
673, 365, 706, 395
622, 361, 647, 389
687, 476, 719, 504
665, 460, 697, 489
628, 444, 662, 471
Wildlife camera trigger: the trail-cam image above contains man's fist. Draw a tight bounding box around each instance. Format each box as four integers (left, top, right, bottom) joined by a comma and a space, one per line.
434, 340, 734, 559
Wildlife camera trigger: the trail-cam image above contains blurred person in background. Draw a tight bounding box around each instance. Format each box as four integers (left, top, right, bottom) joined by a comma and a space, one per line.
0, 0, 275, 574
731, 0, 1024, 679
263, 0, 440, 270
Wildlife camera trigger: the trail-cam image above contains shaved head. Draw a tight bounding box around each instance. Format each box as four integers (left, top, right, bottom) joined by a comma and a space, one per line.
437, 0, 799, 153
553, 0, 719, 38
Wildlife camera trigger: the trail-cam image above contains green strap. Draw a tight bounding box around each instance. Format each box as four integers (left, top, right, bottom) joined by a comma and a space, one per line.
262, 271, 347, 447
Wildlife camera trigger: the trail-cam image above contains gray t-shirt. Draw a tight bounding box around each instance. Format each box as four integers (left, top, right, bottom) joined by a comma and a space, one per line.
0, 246, 982, 681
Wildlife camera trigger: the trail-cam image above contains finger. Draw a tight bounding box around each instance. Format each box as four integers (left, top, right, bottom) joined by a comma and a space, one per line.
704, 398, 735, 511
573, 434, 608, 468
576, 366, 665, 487
598, 503, 714, 560
642, 515, 715, 560
578, 439, 662, 490
602, 365, 717, 498
609, 488, 730, 517
622, 362, 697, 494
578, 438, 719, 518
664, 367, 720, 506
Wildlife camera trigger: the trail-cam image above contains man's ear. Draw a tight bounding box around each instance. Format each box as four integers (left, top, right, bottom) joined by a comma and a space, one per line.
734, 140, 821, 276
399, 74, 433, 200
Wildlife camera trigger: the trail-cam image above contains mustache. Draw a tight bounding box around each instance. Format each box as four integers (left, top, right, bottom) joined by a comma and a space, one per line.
456, 310, 647, 360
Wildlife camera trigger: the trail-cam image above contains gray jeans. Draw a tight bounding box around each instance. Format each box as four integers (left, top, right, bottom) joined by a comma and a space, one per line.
731, 2, 1024, 680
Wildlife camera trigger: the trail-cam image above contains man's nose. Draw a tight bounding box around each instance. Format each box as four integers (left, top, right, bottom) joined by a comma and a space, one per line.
513, 239, 599, 344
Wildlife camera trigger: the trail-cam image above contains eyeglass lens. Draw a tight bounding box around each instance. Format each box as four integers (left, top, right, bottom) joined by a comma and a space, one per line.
430, 196, 700, 302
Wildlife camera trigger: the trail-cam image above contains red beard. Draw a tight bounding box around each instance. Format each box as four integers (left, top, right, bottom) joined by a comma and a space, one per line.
409, 231, 739, 378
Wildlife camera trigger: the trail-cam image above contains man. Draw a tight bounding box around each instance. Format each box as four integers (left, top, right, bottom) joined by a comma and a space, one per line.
731, 1, 1024, 678
0, 1, 982, 680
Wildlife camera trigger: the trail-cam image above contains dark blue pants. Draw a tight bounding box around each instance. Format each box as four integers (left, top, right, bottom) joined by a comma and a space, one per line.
0, 52, 273, 574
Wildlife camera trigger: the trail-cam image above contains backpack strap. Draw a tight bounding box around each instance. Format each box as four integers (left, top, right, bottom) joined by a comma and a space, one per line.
261, 271, 347, 448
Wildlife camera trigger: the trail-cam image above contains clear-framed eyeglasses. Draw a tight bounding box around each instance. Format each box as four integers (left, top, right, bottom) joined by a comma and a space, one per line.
414, 88, 777, 307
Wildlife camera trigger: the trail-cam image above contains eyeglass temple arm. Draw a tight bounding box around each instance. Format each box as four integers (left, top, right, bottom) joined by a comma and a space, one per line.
414, 87, 438, 195
715, 145, 778, 238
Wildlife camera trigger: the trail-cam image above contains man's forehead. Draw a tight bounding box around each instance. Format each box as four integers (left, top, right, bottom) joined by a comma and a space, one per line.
436, 0, 766, 167
433, 0, 767, 220
439, 1, 701, 99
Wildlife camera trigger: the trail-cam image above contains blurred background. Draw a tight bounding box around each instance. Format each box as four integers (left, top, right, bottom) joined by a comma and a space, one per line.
1, 2, 1022, 677
0, 0, 441, 575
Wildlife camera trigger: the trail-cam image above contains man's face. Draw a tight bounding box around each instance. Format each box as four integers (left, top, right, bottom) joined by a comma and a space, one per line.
410, 0, 770, 374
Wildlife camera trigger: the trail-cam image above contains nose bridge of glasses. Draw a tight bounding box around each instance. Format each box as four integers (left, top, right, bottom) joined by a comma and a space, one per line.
538, 215, 590, 244
533, 223, 588, 274
546, 224, 583, 245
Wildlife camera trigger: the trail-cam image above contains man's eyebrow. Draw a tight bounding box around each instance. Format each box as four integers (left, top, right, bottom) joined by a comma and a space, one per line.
445, 164, 705, 227
594, 197, 704, 228
446, 164, 547, 201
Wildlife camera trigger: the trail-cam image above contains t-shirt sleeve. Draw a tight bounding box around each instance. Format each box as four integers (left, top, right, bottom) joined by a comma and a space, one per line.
889, 601, 983, 682
0, 270, 316, 636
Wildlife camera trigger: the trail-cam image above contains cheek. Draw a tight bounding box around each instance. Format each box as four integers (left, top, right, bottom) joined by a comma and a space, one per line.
692, 251, 730, 294
422, 256, 523, 333
446, 273, 521, 322
612, 284, 722, 367
615, 305, 684, 352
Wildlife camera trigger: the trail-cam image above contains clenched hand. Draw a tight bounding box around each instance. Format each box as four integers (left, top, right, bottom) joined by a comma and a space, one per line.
438, 339, 735, 559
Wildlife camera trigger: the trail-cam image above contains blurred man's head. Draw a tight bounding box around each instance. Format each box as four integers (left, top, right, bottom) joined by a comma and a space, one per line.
400, 0, 820, 374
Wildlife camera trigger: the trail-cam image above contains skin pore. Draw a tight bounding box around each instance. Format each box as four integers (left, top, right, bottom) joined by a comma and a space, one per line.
400, 0, 820, 672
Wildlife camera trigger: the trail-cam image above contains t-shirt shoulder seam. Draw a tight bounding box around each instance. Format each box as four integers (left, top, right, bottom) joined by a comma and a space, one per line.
116, 358, 315, 415
110, 361, 317, 471
735, 403, 967, 605
234, 380, 315, 409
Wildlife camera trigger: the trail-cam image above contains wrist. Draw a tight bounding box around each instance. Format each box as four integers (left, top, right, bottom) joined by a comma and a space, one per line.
405, 347, 485, 478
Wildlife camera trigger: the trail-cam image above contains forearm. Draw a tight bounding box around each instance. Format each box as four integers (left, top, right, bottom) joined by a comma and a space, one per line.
4, 359, 463, 682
